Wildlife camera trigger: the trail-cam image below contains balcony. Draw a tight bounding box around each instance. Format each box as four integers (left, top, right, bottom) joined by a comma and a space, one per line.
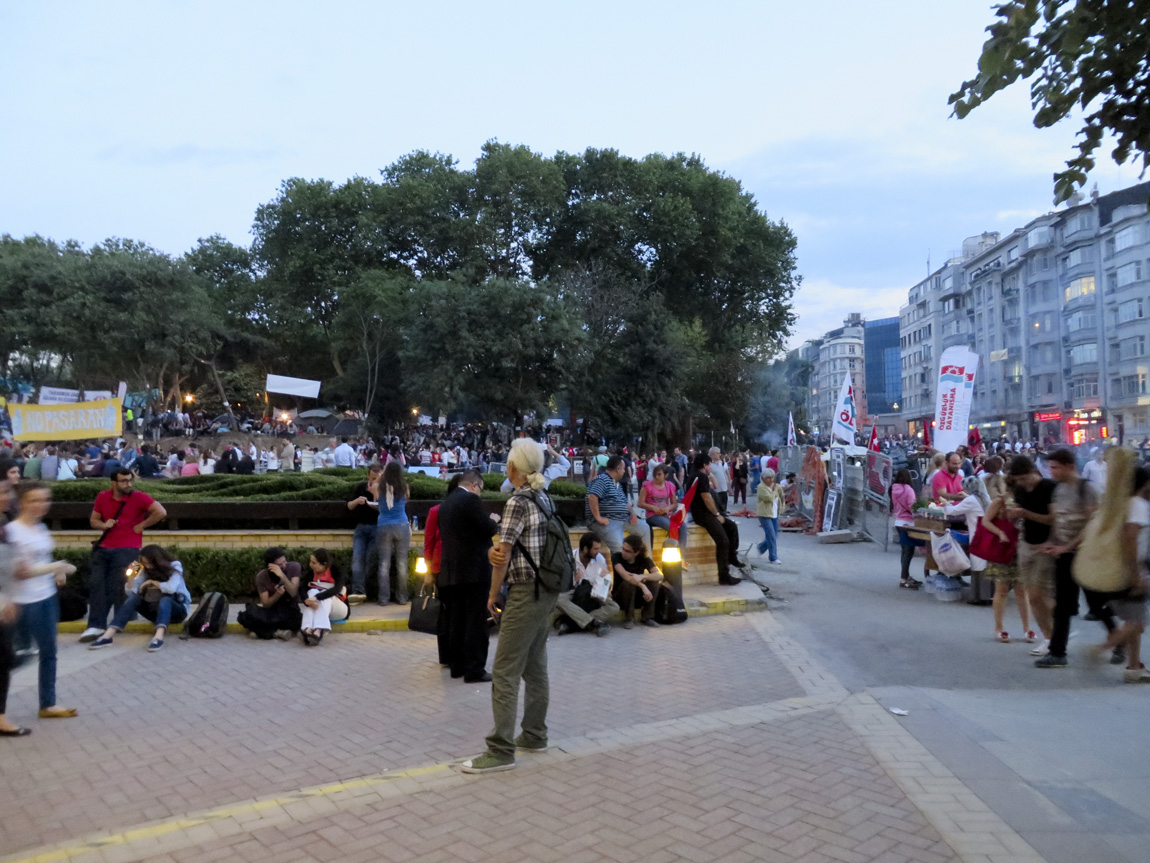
1004, 374, 1023, 386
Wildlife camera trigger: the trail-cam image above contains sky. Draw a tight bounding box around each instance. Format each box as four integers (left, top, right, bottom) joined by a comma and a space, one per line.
0, 1, 1136, 349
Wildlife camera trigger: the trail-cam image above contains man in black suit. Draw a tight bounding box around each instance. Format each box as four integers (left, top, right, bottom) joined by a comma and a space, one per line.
438, 469, 500, 683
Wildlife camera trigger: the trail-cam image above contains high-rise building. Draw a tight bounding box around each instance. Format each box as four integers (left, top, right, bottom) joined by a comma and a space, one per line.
897, 181, 1150, 445
863, 317, 902, 415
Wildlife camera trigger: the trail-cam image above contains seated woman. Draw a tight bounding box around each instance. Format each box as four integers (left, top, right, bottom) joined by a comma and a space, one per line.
300, 548, 347, 646
89, 545, 191, 652
237, 547, 302, 640
639, 465, 688, 561
611, 533, 665, 629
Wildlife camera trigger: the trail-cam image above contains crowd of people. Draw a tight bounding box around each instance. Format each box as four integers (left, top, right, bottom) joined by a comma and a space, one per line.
891, 443, 1150, 683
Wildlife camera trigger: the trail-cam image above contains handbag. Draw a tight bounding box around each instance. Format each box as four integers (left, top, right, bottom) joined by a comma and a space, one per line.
967, 518, 1019, 565
408, 585, 441, 635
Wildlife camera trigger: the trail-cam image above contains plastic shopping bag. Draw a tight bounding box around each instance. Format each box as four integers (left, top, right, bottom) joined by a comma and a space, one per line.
930, 530, 970, 576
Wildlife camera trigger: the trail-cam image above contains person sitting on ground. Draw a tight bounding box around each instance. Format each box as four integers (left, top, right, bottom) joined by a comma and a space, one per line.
134, 444, 161, 478
237, 547, 302, 640
299, 548, 346, 646
612, 533, 665, 629
89, 545, 191, 653
554, 532, 617, 636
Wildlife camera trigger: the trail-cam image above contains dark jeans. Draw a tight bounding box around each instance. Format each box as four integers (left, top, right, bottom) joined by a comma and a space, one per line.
1049, 552, 1117, 657
0, 622, 12, 715
17, 595, 59, 710
110, 592, 189, 631
350, 523, 379, 595
715, 491, 729, 515
88, 547, 139, 630
238, 599, 302, 639
693, 510, 740, 582
439, 582, 490, 680
613, 577, 659, 622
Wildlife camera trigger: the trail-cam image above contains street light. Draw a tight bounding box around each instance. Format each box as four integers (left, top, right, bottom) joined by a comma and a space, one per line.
184, 394, 194, 403
660, 540, 682, 595
415, 556, 428, 575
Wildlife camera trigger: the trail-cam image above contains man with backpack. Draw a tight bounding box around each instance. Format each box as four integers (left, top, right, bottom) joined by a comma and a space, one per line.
462, 439, 573, 775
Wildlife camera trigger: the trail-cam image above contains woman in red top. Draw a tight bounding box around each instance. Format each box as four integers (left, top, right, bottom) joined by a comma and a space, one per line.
299, 549, 346, 646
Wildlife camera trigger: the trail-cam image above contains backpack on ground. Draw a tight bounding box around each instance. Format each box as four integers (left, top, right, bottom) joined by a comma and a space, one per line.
654, 583, 688, 625
514, 491, 576, 597
184, 592, 229, 638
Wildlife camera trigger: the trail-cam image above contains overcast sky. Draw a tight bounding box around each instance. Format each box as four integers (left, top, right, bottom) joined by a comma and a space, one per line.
1, 2, 1135, 348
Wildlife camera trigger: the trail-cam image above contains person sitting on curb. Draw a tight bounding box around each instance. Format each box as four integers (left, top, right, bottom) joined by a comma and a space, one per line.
612, 533, 665, 629
299, 549, 346, 646
89, 545, 191, 652
554, 532, 617, 636
237, 547, 302, 641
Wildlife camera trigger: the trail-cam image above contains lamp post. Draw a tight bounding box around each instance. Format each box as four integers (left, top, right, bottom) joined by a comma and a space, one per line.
660, 539, 682, 595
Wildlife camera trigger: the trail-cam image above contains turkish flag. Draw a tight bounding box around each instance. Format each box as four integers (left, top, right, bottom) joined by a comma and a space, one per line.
923, 422, 932, 449
968, 427, 983, 455
868, 426, 880, 452
669, 478, 699, 540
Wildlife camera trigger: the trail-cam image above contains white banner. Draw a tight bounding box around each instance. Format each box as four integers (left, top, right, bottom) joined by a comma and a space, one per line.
265, 374, 322, 399
934, 346, 979, 453
83, 390, 113, 401
831, 373, 857, 444
787, 412, 796, 447
39, 386, 80, 405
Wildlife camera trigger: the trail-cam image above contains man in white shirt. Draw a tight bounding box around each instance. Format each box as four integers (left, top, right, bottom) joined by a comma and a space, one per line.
332, 437, 357, 467
500, 443, 570, 493
554, 533, 618, 636
1082, 448, 1108, 494
708, 447, 730, 513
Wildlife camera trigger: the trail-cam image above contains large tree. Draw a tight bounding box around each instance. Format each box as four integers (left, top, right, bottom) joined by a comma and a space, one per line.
951, 1, 1150, 202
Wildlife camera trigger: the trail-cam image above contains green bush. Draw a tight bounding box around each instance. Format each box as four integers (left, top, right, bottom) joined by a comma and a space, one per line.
48, 470, 584, 503
60, 545, 424, 600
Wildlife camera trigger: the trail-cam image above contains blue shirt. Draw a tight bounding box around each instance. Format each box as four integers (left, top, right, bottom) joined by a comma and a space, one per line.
585, 474, 629, 523
376, 494, 408, 526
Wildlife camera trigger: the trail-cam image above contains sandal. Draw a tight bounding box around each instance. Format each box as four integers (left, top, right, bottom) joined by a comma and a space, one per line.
899, 580, 920, 590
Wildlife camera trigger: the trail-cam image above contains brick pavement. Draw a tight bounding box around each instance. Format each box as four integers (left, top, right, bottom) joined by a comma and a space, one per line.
1, 609, 1044, 863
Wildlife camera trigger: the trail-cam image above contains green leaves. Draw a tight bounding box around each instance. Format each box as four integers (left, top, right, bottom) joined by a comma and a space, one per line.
951, 0, 1150, 202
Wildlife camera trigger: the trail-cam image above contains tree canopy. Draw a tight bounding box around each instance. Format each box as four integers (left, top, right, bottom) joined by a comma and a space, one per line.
950, 0, 1150, 202
1, 143, 799, 444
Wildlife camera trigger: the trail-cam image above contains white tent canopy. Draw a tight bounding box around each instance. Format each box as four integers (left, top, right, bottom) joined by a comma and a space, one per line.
265, 374, 321, 399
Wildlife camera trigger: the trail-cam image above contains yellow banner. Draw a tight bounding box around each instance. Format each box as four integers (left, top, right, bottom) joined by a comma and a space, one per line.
10, 397, 123, 441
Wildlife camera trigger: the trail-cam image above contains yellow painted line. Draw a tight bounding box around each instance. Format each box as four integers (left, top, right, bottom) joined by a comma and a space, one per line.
5, 763, 452, 863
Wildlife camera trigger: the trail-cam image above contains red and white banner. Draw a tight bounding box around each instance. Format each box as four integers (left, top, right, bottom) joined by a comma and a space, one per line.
933, 347, 979, 453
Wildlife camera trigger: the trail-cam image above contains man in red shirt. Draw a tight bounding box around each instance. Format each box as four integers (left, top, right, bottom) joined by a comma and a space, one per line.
931, 452, 966, 502
79, 469, 167, 642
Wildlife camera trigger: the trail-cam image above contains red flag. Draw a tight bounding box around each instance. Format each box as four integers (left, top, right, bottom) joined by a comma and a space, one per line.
868, 426, 880, 452
669, 478, 699, 540
923, 421, 932, 449
967, 427, 983, 455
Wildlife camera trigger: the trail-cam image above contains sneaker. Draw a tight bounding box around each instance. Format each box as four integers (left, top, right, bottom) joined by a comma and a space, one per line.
555, 621, 573, 637
78, 627, 103, 644
770, 559, 782, 565
460, 754, 516, 774
1123, 665, 1150, 683
1112, 646, 1127, 665
274, 630, 293, 641
622, 619, 634, 630
147, 638, 164, 652
515, 736, 549, 753
88, 636, 114, 650
248, 631, 260, 640
1029, 639, 1050, 656
347, 594, 367, 606
1025, 630, 1037, 644
593, 621, 611, 637
997, 632, 1010, 644
641, 618, 661, 628
1034, 653, 1068, 668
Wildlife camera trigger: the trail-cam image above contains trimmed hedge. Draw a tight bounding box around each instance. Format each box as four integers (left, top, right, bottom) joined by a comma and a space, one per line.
59, 546, 424, 601
47, 470, 584, 503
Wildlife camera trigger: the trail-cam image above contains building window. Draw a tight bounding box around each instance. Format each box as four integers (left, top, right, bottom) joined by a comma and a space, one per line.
1120, 335, 1146, 360
1066, 211, 1094, 235
1027, 226, 1052, 248
1062, 248, 1087, 271
1066, 311, 1096, 332
1065, 276, 1096, 303
1119, 299, 1144, 323
1069, 343, 1098, 365
1072, 379, 1099, 399
1123, 374, 1148, 396
1116, 224, 1141, 252
1117, 261, 1143, 287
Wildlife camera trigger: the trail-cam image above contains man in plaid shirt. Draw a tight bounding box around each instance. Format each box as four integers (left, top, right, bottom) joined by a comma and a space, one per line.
462, 439, 559, 774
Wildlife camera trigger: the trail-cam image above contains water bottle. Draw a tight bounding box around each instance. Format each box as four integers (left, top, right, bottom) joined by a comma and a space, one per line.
412, 516, 419, 531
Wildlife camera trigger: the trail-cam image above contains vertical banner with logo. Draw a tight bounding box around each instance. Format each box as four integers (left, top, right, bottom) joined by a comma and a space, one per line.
786, 412, 797, 447
934, 347, 979, 453
831, 373, 856, 444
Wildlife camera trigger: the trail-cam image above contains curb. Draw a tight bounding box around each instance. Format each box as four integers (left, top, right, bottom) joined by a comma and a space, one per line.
56, 596, 769, 636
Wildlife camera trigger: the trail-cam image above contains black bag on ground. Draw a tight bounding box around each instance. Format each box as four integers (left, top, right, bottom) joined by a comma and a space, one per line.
56, 587, 88, 623
408, 587, 441, 635
184, 592, 229, 638
653, 583, 688, 625
570, 579, 598, 613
